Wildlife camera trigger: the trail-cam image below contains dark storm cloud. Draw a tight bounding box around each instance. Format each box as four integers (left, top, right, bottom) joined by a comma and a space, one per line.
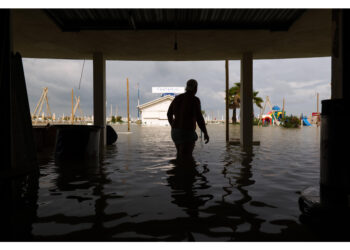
253, 58, 331, 115
23, 58, 93, 118
105, 60, 239, 119
23, 57, 331, 119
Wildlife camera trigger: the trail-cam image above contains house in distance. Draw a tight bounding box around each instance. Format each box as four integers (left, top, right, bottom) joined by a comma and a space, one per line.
137, 87, 184, 126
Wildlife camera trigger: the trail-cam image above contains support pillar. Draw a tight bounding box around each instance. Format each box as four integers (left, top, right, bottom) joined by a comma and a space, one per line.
240, 53, 253, 150
225, 60, 229, 142
93, 52, 106, 148
331, 9, 350, 99
0, 10, 12, 172
319, 9, 349, 208
299, 10, 350, 216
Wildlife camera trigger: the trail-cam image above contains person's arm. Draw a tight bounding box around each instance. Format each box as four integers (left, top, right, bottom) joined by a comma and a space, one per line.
167, 100, 174, 127
195, 98, 209, 143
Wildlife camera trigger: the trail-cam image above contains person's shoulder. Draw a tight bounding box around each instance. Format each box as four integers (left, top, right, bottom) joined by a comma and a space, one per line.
175, 93, 185, 100
171, 93, 182, 104
194, 96, 201, 103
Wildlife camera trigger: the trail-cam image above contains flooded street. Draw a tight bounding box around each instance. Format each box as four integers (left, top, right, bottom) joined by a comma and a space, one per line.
2, 124, 346, 241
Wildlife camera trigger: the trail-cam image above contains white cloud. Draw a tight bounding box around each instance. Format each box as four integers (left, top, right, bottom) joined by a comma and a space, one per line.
288, 79, 325, 88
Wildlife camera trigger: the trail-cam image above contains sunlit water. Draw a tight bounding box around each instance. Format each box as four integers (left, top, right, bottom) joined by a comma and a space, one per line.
2, 124, 342, 241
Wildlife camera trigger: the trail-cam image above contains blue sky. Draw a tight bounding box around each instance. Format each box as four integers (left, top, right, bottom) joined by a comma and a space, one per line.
23, 57, 331, 119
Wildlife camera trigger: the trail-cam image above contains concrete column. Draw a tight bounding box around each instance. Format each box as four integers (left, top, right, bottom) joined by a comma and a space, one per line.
93, 52, 106, 148
225, 60, 229, 142
0, 10, 12, 172
240, 53, 253, 150
319, 10, 349, 208
331, 9, 350, 99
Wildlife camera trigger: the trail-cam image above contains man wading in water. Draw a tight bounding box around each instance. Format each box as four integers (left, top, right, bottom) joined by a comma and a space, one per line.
167, 79, 209, 163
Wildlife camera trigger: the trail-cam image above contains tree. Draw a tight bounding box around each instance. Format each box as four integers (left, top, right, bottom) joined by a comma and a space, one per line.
228, 82, 264, 124
116, 116, 123, 123
111, 116, 117, 123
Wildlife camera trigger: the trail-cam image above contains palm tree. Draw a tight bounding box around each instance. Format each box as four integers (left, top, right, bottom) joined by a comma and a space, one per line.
228, 82, 263, 124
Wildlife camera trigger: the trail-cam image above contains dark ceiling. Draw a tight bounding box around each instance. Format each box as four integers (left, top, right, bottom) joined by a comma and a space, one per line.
45, 9, 306, 32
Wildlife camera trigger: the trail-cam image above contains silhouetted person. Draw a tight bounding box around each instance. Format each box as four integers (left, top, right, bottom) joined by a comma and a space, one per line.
167, 79, 209, 163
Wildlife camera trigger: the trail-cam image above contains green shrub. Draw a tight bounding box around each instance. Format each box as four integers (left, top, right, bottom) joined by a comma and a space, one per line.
253, 118, 260, 126
116, 116, 123, 123
111, 116, 117, 123
280, 115, 300, 128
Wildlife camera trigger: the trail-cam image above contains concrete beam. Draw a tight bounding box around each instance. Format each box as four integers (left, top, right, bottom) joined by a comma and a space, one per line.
12, 9, 331, 61
331, 9, 350, 99
93, 52, 106, 148
240, 53, 253, 150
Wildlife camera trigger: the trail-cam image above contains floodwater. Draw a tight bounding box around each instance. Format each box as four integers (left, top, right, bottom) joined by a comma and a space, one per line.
1, 124, 348, 241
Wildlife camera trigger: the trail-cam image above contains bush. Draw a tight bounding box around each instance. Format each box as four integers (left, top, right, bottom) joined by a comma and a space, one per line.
280, 115, 300, 128
253, 118, 260, 126
116, 116, 123, 123
111, 116, 117, 123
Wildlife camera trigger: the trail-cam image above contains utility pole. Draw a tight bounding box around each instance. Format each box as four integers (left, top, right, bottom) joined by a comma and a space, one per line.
317, 92, 320, 127
71, 88, 74, 124
127, 78, 130, 132
110, 104, 112, 120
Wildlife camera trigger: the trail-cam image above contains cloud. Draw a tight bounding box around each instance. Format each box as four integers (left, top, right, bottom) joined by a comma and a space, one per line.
288, 79, 325, 89
23, 57, 331, 119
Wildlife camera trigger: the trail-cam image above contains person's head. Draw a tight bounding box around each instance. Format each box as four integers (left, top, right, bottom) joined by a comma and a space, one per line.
185, 79, 198, 94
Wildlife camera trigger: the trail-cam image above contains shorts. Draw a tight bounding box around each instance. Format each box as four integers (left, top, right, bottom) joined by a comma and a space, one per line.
171, 128, 198, 145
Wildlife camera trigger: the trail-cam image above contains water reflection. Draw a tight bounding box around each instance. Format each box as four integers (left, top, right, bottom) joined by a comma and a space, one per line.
33, 155, 114, 240
166, 161, 213, 218
220, 145, 266, 239
162, 146, 266, 241
0, 125, 338, 241
0, 143, 309, 241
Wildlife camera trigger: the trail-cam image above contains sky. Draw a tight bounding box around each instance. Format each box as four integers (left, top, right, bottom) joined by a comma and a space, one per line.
23, 57, 331, 120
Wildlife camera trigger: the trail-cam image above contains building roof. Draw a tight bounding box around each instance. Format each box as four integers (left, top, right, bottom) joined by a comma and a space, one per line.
12, 9, 331, 60
138, 95, 174, 110
45, 9, 305, 32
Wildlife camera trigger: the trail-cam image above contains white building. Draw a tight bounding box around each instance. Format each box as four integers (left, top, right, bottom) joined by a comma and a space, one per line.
137, 95, 175, 126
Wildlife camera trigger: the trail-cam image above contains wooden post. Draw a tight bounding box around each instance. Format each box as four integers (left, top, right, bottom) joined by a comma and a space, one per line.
110, 104, 112, 120
127, 78, 130, 132
316, 92, 320, 127
71, 88, 74, 124
225, 60, 229, 142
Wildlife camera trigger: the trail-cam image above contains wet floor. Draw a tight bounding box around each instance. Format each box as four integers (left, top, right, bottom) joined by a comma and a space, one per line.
1, 124, 349, 241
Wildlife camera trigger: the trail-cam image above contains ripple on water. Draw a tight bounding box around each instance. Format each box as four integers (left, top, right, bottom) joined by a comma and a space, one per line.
2, 125, 329, 241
